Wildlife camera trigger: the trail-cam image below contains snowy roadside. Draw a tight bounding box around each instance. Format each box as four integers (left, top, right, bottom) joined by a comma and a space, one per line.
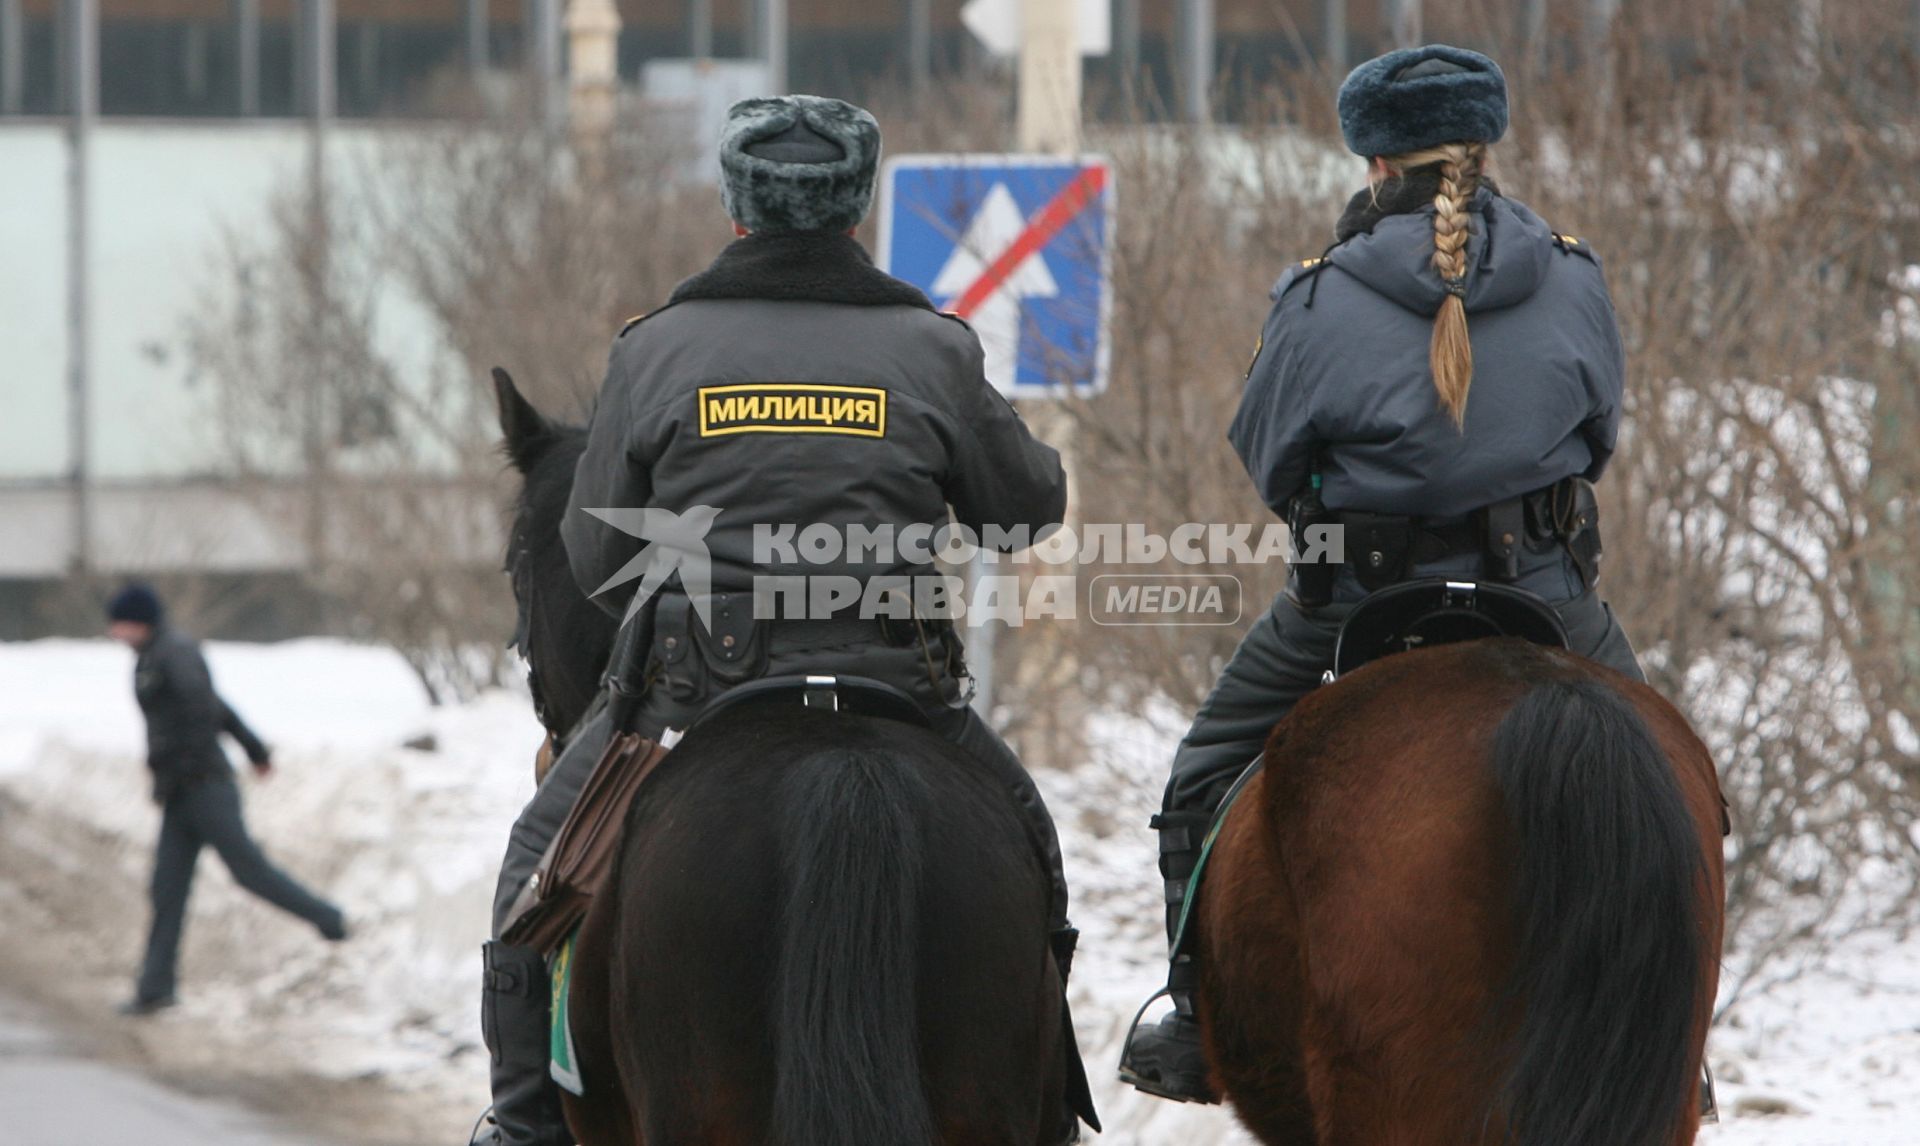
2, 639, 1915, 1144
0, 639, 530, 1143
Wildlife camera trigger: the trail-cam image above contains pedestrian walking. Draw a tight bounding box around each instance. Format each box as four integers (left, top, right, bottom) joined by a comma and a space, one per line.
105, 582, 349, 1016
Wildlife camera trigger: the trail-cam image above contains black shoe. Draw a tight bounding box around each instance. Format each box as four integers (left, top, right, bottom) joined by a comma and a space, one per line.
117, 995, 178, 1017
318, 912, 350, 942
1119, 1010, 1218, 1104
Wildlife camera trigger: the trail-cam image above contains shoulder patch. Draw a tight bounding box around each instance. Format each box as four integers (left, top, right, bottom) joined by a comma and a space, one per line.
1552, 233, 1598, 262
1271, 256, 1330, 301
696, 384, 887, 439
938, 310, 977, 335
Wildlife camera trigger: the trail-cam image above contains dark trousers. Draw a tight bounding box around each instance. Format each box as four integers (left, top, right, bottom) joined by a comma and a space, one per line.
136, 776, 343, 1001
1162, 588, 1647, 818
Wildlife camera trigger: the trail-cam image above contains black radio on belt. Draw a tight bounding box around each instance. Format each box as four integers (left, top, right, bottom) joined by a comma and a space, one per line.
1286, 473, 1339, 609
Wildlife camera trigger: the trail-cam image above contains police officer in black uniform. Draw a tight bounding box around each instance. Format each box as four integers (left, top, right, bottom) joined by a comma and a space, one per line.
1118, 46, 1646, 1102
106, 583, 348, 1015
470, 96, 1085, 1146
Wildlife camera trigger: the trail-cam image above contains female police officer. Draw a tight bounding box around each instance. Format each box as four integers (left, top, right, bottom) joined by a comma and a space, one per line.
1119, 45, 1646, 1103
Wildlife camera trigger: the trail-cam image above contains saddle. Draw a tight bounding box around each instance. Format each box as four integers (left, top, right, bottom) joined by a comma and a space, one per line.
1331, 578, 1569, 679
501, 674, 927, 954
684, 673, 930, 732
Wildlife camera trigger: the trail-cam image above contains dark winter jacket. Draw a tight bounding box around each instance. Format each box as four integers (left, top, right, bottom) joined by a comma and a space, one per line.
1231, 179, 1623, 516
1227, 176, 1626, 602
132, 627, 269, 801
562, 232, 1068, 615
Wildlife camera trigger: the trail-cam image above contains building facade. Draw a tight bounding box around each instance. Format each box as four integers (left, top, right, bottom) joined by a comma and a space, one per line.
2, 2, 1547, 124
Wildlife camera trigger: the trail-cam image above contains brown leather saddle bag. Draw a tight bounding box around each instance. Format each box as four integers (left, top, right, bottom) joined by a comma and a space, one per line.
501, 731, 672, 954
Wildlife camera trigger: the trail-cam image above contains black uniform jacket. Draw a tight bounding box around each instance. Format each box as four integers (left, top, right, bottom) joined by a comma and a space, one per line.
562, 232, 1069, 615
133, 627, 268, 800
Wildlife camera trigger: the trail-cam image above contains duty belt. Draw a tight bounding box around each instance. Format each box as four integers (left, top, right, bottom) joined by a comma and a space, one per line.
1311, 476, 1604, 596
766, 614, 901, 654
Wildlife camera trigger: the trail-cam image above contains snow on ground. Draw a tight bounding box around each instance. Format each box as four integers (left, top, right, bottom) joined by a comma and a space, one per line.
2, 638, 1916, 1143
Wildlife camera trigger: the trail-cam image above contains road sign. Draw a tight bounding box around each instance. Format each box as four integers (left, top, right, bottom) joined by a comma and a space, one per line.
960, 0, 1112, 57
878, 155, 1115, 400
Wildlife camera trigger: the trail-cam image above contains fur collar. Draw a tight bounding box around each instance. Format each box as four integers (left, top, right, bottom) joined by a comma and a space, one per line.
1334, 171, 1503, 242
668, 232, 935, 310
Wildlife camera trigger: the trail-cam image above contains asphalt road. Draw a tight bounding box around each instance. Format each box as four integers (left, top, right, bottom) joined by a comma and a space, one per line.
0, 994, 348, 1146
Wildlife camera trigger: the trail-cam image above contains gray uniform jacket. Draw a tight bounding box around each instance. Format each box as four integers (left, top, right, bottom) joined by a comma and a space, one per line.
562, 232, 1068, 616
1230, 188, 1624, 526
1165, 186, 1641, 815
132, 627, 268, 801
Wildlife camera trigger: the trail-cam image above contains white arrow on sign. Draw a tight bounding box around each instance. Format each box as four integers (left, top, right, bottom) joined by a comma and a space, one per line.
960, 0, 1112, 58
932, 183, 1059, 394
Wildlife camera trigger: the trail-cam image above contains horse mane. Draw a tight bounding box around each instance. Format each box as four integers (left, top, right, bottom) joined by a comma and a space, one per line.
503, 408, 617, 738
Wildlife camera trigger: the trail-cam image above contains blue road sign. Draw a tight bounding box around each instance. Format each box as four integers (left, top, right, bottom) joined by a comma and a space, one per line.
878, 155, 1114, 399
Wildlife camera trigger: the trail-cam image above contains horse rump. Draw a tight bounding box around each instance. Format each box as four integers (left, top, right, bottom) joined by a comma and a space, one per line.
601, 709, 1058, 1146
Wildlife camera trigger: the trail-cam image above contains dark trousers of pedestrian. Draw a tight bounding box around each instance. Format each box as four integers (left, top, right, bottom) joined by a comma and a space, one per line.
136, 776, 344, 1003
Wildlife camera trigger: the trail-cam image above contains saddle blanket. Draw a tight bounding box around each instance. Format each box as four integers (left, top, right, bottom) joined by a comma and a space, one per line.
550, 928, 585, 1096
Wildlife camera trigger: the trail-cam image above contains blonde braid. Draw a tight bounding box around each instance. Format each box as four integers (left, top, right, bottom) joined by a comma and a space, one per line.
1381, 141, 1488, 429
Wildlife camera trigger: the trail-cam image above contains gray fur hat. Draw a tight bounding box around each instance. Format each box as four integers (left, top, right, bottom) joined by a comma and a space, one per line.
718, 95, 881, 234
1337, 45, 1508, 158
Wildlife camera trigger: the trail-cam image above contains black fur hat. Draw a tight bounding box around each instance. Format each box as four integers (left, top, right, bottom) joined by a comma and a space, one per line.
1337, 44, 1508, 158
719, 95, 881, 234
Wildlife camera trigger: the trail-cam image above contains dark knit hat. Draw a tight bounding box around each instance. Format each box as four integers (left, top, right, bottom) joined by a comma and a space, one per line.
106, 581, 163, 625
1337, 44, 1508, 158
719, 95, 881, 235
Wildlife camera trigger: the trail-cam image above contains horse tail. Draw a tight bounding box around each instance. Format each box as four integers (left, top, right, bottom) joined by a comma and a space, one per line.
770, 745, 934, 1146
1489, 675, 1708, 1145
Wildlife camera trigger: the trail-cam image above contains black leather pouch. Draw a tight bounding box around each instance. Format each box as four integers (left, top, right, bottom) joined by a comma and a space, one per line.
692, 591, 768, 687
1343, 512, 1413, 592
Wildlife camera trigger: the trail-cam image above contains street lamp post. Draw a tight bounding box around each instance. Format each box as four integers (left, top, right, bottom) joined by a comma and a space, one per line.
64, 0, 96, 573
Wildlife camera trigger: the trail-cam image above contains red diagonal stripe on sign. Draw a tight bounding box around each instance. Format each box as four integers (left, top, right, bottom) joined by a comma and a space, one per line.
949, 164, 1108, 319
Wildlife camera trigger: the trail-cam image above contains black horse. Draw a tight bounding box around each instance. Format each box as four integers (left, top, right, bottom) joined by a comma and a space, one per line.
494, 369, 1074, 1145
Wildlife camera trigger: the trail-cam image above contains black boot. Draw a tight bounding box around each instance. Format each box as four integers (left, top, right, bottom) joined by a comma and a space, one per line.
1119, 957, 1216, 1103
469, 942, 571, 1146
1118, 811, 1220, 1104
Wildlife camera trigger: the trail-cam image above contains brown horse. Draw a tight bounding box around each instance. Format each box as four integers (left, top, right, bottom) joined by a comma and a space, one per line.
494, 370, 1076, 1146
1194, 639, 1725, 1145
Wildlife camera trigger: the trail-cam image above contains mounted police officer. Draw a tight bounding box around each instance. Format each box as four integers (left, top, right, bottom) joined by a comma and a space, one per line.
471, 96, 1087, 1146
106, 582, 348, 1016
1118, 46, 1646, 1103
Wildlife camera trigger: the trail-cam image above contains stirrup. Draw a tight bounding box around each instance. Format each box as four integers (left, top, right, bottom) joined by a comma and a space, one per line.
1116, 987, 1173, 1072
466, 1107, 498, 1146
1116, 987, 1218, 1104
